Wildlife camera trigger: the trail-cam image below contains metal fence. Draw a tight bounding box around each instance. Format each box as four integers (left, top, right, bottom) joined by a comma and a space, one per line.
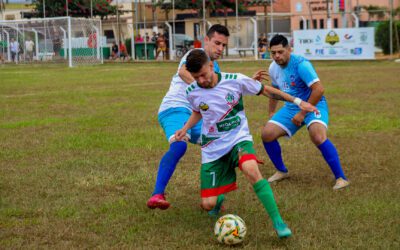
0, 17, 103, 67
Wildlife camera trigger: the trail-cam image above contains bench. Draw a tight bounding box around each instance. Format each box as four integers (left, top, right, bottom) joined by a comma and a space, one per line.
235, 42, 256, 57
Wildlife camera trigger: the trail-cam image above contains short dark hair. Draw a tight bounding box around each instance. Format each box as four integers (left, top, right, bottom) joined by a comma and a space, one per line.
186, 49, 210, 73
207, 24, 230, 38
269, 34, 289, 48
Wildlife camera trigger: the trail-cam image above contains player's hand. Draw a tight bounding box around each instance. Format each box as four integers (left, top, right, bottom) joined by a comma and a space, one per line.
175, 129, 187, 141
299, 101, 319, 113
252, 70, 269, 82
291, 112, 305, 127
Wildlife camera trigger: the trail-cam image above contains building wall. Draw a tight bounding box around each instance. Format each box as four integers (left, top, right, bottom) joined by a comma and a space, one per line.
290, 0, 400, 32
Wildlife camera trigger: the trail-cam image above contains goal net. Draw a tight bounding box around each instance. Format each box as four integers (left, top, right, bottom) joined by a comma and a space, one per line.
0, 17, 104, 67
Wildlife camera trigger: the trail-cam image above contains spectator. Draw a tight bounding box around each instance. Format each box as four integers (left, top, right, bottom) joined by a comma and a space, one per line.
156, 34, 167, 60
151, 32, 158, 43
193, 37, 202, 48
111, 42, 119, 60
135, 34, 144, 42
10, 38, 19, 63
145, 32, 150, 42
119, 41, 129, 61
25, 38, 35, 61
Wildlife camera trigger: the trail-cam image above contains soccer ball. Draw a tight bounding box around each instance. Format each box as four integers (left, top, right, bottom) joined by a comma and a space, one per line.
214, 214, 247, 245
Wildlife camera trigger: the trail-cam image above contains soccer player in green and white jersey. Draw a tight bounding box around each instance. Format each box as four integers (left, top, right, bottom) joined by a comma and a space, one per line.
175, 49, 318, 238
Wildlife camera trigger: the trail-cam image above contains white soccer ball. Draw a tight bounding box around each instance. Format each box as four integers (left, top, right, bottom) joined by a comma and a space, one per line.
214, 214, 247, 245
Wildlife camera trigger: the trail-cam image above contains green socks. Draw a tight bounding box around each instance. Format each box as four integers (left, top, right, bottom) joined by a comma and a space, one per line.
253, 179, 284, 225
208, 194, 225, 217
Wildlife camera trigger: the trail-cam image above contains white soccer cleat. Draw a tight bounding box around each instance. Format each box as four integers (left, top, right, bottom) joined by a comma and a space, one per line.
333, 178, 350, 190
268, 171, 289, 183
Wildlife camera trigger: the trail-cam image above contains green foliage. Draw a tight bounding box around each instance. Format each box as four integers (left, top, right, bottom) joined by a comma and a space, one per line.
31, 0, 117, 18
375, 21, 400, 54
362, 5, 387, 20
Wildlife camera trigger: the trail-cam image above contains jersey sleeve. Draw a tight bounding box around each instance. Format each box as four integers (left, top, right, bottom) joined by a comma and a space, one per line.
213, 61, 221, 73
298, 60, 320, 87
268, 63, 279, 88
237, 74, 264, 96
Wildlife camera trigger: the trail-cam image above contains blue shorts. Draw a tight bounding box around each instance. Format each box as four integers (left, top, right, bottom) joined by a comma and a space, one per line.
269, 100, 329, 137
158, 107, 202, 144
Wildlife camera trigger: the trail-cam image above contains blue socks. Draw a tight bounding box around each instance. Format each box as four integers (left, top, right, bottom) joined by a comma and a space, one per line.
152, 141, 187, 195
318, 139, 347, 180
263, 140, 288, 173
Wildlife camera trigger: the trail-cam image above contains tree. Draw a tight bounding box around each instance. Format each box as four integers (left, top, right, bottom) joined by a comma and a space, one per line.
32, 0, 117, 19
375, 20, 400, 54
363, 5, 387, 21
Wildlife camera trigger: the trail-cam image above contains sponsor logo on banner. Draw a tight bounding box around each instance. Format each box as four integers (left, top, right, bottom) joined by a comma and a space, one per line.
329, 48, 337, 55
360, 32, 368, 44
325, 31, 340, 45
343, 34, 355, 43
304, 48, 312, 56
350, 47, 363, 55
299, 38, 313, 44
341, 48, 349, 54
315, 35, 323, 45
315, 49, 324, 55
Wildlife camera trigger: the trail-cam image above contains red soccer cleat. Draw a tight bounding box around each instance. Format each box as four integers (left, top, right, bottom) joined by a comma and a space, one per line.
147, 194, 170, 210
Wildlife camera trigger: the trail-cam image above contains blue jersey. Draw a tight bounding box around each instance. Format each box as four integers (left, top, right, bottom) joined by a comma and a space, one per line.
269, 54, 325, 109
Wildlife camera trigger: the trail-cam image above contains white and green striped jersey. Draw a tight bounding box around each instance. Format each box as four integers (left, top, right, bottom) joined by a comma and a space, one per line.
158, 49, 220, 114
186, 72, 264, 163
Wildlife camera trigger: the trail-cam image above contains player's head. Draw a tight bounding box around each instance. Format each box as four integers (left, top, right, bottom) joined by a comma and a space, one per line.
186, 49, 214, 88
269, 34, 291, 66
204, 24, 229, 61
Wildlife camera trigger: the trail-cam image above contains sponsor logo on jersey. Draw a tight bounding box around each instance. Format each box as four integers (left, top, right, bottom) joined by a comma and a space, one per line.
199, 102, 209, 111
325, 30, 339, 45
216, 116, 241, 132
208, 126, 215, 133
225, 92, 235, 104
290, 75, 296, 86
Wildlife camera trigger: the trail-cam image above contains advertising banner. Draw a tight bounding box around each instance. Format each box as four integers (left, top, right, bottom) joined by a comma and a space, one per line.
293, 27, 375, 60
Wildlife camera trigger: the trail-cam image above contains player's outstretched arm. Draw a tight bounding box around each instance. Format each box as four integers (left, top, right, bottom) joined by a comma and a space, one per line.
261, 85, 318, 113
178, 65, 196, 84
175, 111, 202, 141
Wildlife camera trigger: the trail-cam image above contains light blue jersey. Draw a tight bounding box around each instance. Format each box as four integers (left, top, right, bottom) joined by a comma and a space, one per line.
269, 54, 329, 137
269, 54, 325, 109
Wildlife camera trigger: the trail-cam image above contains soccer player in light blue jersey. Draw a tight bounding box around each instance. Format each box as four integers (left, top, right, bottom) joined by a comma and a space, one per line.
147, 25, 229, 209
262, 35, 349, 190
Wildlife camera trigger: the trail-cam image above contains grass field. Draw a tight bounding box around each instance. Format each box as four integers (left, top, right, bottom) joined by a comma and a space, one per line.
1, 60, 399, 249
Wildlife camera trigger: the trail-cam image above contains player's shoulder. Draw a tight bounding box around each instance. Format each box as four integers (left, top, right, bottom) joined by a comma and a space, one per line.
185, 82, 199, 96
220, 72, 242, 81
269, 61, 280, 75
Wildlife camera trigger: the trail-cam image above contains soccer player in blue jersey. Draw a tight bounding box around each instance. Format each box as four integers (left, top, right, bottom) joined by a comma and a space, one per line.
147, 25, 230, 209
262, 35, 349, 190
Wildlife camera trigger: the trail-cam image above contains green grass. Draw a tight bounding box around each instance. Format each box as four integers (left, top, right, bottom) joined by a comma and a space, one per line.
1, 61, 399, 248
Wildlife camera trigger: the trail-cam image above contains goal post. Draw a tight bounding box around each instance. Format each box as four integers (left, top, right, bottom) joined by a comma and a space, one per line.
0, 17, 104, 67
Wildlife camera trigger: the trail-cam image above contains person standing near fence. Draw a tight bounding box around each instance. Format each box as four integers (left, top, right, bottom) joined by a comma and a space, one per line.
10, 38, 19, 63
25, 38, 35, 61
